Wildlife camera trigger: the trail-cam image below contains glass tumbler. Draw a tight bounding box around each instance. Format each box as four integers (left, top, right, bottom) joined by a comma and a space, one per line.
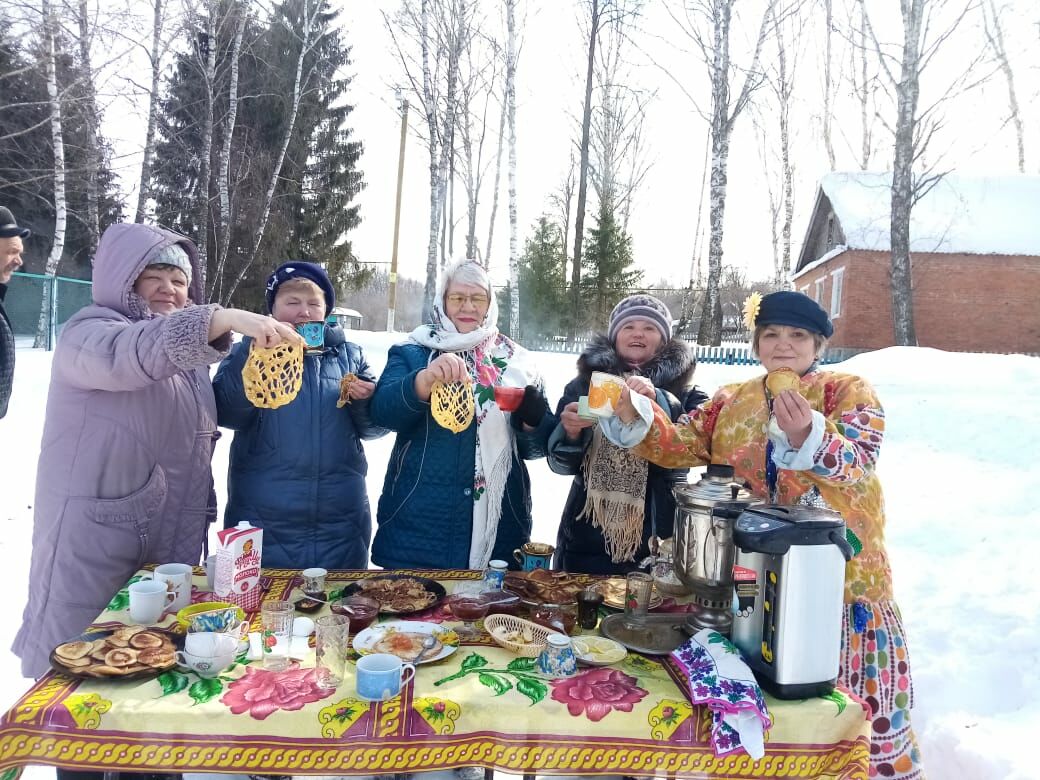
260, 600, 294, 671
314, 614, 350, 689
624, 572, 654, 628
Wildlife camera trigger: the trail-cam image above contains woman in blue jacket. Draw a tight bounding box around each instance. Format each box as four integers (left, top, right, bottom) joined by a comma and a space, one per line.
369, 259, 555, 570
213, 261, 386, 570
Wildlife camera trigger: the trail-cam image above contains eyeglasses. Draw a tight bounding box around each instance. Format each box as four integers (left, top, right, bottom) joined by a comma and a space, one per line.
445, 293, 490, 307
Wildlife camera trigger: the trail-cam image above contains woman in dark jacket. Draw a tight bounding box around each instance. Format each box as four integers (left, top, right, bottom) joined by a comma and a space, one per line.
213, 262, 386, 570
548, 294, 707, 574
369, 259, 556, 570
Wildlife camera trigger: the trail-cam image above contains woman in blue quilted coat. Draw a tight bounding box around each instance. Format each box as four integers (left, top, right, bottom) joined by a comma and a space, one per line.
213, 262, 387, 570
369, 259, 556, 570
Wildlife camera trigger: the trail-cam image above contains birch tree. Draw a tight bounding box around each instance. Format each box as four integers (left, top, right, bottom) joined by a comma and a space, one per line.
210, 3, 247, 302
763, 0, 805, 286
820, 0, 835, 169
589, 20, 652, 232
981, 0, 1025, 172
504, 0, 519, 338
570, 0, 641, 336
134, 0, 167, 223
668, 0, 780, 345
73, 0, 99, 253
34, 0, 67, 348
224, 0, 323, 305
863, 0, 985, 345
570, 0, 602, 333
385, 0, 475, 319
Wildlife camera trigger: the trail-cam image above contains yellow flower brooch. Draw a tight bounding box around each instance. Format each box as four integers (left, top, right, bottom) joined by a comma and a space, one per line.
742, 291, 762, 331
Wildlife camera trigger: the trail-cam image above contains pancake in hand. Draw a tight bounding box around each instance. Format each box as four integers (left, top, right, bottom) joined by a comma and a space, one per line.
243, 340, 304, 409
765, 368, 800, 396
336, 373, 359, 408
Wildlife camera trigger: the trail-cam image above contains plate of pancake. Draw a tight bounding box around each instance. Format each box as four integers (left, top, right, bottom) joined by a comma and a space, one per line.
352, 621, 459, 664
339, 575, 446, 614
50, 625, 180, 679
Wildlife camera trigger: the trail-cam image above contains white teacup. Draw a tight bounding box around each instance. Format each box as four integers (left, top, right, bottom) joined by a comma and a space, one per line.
128, 579, 175, 624
154, 563, 194, 611
177, 632, 238, 678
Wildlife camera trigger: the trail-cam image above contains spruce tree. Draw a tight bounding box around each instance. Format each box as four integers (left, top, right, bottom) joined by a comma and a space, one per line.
515, 217, 566, 339
581, 201, 643, 331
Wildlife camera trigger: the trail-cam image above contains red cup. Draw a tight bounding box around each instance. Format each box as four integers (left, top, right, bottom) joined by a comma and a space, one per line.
494, 386, 524, 412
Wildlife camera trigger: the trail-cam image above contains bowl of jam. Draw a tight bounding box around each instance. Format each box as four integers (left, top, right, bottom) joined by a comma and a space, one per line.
329, 595, 379, 632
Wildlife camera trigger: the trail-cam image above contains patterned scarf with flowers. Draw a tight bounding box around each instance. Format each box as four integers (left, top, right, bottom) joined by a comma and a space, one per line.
408, 275, 544, 569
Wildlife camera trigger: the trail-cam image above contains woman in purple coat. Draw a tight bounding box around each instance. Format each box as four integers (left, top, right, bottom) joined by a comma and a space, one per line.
12, 223, 299, 681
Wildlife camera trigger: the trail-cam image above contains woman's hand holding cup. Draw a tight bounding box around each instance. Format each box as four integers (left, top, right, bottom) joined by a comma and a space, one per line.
625, 375, 656, 399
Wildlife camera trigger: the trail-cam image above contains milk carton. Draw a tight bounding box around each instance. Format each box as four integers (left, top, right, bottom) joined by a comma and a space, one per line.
215, 521, 263, 612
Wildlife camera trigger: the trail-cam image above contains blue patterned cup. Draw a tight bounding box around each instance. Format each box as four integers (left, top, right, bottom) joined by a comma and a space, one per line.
513, 542, 554, 571
355, 653, 416, 701
295, 321, 324, 353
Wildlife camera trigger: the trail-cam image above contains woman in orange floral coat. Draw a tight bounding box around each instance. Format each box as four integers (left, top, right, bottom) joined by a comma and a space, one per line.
606, 291, 923, 780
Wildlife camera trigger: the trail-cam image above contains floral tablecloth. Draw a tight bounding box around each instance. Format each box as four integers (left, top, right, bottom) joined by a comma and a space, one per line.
0, 568, 870, 779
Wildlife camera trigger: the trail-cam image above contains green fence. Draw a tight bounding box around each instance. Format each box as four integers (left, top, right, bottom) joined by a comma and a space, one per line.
6, 272, 93, 351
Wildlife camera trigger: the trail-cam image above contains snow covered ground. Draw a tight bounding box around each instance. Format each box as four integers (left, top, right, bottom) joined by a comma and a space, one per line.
1, 332, 1038, 780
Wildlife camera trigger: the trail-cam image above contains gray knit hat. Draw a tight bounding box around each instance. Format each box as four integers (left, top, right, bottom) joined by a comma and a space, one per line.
608, 294, 673, 343
146, 243, 192, 285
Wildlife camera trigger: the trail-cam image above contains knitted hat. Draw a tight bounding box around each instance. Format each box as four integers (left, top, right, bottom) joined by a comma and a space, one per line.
0, 206, 30, 239
146, 242, 192, 285
608, 294, 673, 343
755, 290, 833, 338
265, 261, 335, 314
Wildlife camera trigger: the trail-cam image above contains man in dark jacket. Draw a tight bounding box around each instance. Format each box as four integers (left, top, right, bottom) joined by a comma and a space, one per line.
0, 206, 28, 419
548, 294, 708, 574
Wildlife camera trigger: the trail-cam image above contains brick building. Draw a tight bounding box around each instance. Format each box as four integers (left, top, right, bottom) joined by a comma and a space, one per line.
793, 172, 1040, 354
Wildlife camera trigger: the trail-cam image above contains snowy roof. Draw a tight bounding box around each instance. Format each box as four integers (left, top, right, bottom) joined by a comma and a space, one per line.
797, 171, 1040, 269
331, 307, 362, 318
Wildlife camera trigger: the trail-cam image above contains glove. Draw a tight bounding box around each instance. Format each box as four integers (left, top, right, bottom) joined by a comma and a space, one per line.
513, 385, 548, 428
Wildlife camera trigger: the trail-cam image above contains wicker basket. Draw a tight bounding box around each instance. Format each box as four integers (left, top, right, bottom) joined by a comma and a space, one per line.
484, 614, 552, 657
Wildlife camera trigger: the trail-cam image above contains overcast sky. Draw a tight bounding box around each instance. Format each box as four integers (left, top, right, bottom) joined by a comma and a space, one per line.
96, 0, 1039, 292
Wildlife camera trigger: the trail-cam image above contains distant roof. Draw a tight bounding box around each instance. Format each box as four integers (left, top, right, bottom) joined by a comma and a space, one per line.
331, 307, 362, 318
800, 171, 1040, 265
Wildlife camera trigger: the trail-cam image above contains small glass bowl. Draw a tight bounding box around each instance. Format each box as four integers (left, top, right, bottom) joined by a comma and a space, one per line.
329, 595, 379, 632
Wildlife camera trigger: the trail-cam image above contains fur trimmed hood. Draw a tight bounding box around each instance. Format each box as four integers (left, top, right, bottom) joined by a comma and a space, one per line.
576, 334, 696, 398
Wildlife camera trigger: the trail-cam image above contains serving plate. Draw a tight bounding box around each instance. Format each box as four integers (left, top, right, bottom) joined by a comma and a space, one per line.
596, 578, 664, 610
599, 613, 689, 655
352, 621, 459, 664
338, 574, 446, 615
50, 626, 181, 680
573, 636, 627, 666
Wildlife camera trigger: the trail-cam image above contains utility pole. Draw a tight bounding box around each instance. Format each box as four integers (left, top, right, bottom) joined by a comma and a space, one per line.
387, 95, 409, 332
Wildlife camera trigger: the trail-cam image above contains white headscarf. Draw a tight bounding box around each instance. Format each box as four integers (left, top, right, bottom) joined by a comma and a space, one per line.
408, 259, 500, 354
408, 259, 538, 568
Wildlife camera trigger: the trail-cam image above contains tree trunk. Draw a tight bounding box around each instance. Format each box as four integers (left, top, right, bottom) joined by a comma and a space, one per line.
421, 0, 463, 320
196, 5, 217, 298
484, 98, 506, 265
225, 0, 316, 306
135, 0, 164, 223
571, 0, 600, 337
857, 0, 872, 170
821, 0, 835, 170
697, 0, 733, 347
889, 0, 921, 346
35, 0, 67, 349
76, 0, 100, 254
211, 8, 246, 302
775, 9, 794, 286
505, 0, 519, 338
983, 0, 1025, 172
